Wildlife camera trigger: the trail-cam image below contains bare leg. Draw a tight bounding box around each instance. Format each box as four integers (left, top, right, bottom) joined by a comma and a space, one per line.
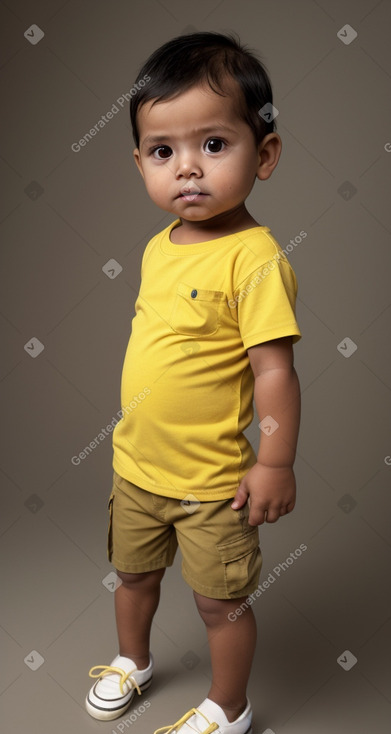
115, 568, 165, 669
194, 591, 257, 722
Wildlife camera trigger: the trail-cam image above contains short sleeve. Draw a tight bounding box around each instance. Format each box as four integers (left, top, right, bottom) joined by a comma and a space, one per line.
234, 257, 302, 349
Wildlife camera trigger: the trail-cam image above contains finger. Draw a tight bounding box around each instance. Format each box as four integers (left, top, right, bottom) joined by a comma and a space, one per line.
231, 485, 249, 510
248, 507, 267, 526
265, 508, 280, 523
248, 514, 263, 526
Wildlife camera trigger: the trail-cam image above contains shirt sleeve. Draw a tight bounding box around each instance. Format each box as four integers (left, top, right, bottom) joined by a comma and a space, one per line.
233, 256, 302, 350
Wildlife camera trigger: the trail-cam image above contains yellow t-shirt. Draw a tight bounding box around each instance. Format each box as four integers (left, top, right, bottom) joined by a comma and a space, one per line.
112, 219, 301, 501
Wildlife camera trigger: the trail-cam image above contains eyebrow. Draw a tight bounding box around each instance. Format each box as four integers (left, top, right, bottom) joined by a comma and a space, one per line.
141, 125, 238, 149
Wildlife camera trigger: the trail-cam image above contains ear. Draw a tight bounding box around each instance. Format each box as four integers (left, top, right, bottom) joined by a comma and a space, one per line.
133, 148, 145, 180
256, 133, 282, 181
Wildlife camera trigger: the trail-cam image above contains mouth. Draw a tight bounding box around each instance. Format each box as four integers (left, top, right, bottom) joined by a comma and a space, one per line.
177, 188, 207, 203
179, 192, 206, 202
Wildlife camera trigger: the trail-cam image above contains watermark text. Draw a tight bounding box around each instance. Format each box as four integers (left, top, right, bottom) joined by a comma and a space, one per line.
71, 387, 151, 465
71, 75, 151, 152
228, 543, 308, 620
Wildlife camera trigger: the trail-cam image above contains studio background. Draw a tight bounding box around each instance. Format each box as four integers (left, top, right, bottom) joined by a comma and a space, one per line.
1, 1, 390, 732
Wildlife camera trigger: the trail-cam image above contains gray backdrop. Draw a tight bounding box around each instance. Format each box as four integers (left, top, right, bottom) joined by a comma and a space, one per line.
1, 1, 390, 733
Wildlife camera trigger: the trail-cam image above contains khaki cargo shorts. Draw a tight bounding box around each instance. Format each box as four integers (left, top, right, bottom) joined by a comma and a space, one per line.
107, 470, 263, 600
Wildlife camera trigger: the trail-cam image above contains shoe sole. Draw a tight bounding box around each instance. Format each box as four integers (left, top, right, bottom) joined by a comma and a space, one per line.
85, 675, 152, 721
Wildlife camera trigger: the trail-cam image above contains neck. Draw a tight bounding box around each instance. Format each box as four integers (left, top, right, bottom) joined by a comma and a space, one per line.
171, 204, 260, 244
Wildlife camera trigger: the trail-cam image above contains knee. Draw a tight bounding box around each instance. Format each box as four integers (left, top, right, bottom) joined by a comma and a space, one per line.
194, 591, 241, 627
116, 567, 165, 590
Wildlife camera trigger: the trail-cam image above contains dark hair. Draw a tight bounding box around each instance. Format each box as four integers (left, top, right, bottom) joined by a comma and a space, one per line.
130, 31, 276, 148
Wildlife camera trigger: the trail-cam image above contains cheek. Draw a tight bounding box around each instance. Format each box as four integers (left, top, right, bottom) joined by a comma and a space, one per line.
216, 168, 250, 195
144, 175, 167, 201
143, 177, 175, 212
145, 165, 171, 189
210, 165, 235, 188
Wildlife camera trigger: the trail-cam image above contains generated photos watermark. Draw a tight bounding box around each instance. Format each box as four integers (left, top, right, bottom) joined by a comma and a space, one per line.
228, 230, 307, 309
71, 74, 151, 152
71, 387, 151, 465
228, 543, 308, 621
110, 700, 152, 733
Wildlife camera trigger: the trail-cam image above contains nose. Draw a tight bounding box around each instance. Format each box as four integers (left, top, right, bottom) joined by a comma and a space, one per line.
175, 151, 202, 179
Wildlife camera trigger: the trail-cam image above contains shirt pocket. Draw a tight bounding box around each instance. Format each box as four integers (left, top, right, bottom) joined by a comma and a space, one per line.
169, 282, 226, 337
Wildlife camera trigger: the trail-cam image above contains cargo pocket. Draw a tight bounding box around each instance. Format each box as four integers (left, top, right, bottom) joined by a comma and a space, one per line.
216, 529, 262, 596
169, 282, 226, 336
107, 491, 114, 562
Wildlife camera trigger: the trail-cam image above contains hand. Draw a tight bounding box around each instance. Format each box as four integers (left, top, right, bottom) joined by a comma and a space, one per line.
231, 462, 296, 526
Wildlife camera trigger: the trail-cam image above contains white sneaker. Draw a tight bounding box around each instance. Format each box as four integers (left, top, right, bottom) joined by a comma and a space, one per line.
85, 653, 153, 721
153, 697, 252, 734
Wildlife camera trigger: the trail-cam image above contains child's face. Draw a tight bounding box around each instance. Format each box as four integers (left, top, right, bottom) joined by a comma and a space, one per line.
133, 80, 280, 229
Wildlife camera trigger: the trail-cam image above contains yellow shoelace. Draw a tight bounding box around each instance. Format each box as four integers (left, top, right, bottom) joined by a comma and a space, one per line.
88, 665, 142, 696
154, 707, 219, 734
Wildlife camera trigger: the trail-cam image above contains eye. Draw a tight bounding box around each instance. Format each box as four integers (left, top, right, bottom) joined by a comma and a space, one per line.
152, 146, 172, 160
205, 138, 225, 153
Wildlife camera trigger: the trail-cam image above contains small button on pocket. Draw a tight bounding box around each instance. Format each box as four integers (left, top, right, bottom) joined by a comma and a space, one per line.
169, 282, 226, 337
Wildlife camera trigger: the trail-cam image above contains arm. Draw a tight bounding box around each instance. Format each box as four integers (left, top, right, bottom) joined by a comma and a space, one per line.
231, 336, 301, 526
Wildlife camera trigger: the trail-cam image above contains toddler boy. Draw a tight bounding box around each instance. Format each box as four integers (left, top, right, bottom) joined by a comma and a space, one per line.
86, 31, 301, 733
